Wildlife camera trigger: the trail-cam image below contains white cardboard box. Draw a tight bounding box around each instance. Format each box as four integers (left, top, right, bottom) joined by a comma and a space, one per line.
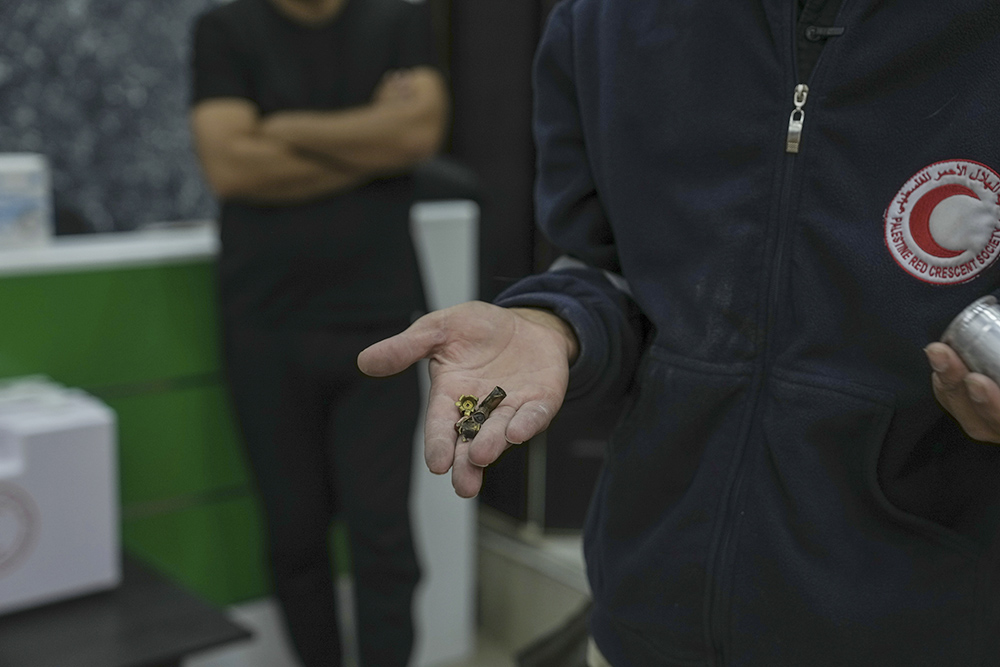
0, 382, 120, 614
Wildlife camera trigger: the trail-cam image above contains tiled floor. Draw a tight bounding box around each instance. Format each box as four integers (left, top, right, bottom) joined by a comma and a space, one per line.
185, 512, 586, 667
444, 635, 515, 667
184, 598, 322, 667
185, 597, 516, 667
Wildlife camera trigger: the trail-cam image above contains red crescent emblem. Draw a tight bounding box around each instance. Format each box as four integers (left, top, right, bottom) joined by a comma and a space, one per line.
884, 159, 1000, 285
908, 183, 978, 259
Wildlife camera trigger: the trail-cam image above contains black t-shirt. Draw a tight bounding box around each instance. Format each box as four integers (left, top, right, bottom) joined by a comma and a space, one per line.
191, 0, 436, 327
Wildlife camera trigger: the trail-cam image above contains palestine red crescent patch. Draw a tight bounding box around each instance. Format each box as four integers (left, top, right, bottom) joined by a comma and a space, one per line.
884, 159, 1000, 284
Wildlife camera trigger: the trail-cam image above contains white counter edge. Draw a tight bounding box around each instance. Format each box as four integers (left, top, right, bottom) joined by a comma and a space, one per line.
0, 222, 219, 277
0, 201, 477, 278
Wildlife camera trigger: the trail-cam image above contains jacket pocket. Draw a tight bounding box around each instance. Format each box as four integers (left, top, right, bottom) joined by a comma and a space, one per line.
587, 347, 753, 662
727, 373, 981, 667
876, 397, 1000, 554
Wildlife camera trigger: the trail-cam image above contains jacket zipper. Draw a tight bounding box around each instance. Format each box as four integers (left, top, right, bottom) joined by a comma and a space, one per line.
708, 80, 812, 666
786, 84, 810, 153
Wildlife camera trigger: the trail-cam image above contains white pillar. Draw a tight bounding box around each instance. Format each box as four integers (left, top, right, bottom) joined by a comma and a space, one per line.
408, 200, 480, 666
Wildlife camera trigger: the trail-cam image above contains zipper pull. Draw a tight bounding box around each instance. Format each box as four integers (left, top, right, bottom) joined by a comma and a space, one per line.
785, 83, 809, 154
805, 26, 846, 42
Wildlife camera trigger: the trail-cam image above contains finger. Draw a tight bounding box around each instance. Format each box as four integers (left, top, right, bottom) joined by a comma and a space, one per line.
451, 439, 484, 498
925, 342, 969, 389
963, 374, 1000, 442
505, 398, 560, 445
357, 313, 442, 377
426, 375, 512, 473
424, 391, 462, 474
926, 342, 970, 409
466, 405, 516, 468
965, 373, 1000, 408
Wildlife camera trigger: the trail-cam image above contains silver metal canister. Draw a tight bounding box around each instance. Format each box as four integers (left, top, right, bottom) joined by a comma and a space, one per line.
941, 296, 1000, 385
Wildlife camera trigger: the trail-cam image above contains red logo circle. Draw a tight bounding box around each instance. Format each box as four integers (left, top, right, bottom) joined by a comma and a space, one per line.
884, 160, 1000, 284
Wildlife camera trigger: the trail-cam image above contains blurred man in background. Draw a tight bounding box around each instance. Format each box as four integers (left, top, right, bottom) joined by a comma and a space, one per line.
189, 0, 448, 664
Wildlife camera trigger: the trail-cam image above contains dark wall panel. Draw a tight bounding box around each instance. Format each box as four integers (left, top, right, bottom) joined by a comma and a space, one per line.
449, 0, 541, 300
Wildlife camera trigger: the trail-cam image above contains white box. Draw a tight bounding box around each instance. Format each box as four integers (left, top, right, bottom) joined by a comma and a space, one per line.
0, 381, 120, 614
0, 153, 53, 249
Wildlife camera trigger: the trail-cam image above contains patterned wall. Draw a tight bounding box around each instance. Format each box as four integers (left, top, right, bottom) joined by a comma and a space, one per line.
0, 0, 225, 232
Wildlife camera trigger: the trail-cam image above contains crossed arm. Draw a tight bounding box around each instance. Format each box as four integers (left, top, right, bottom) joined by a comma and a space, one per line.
190, 66, 449, 203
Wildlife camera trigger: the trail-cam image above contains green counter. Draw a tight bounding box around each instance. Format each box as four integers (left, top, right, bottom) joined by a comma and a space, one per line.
0, 205, 482, 666
0, 227, 267, 605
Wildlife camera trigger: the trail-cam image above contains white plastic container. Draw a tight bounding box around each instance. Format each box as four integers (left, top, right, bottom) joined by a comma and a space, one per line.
0, 378, 119, 615
0, 153, 53, 249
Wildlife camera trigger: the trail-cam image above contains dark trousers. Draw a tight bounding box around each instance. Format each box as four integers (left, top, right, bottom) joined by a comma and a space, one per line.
222, 323, 421, 667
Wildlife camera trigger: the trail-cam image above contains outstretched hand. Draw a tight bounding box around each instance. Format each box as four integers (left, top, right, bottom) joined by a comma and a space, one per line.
926, 342, 1000, 443
358, 301, 579, 497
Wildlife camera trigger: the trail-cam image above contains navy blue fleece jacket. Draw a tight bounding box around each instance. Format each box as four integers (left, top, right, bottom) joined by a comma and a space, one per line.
496, 1, 1000, 665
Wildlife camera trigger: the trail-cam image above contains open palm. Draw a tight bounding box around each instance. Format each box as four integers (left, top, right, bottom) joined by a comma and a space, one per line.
358, 301, 575, 497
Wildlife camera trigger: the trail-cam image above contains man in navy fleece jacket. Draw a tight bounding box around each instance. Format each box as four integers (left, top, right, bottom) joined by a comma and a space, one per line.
361, 1, 1000, 665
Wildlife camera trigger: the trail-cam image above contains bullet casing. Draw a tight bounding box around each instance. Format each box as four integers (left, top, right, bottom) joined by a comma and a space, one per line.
455, 386, 507, 442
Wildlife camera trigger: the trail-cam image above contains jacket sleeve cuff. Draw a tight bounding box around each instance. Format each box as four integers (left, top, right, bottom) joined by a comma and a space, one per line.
495, 289, 606, 401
